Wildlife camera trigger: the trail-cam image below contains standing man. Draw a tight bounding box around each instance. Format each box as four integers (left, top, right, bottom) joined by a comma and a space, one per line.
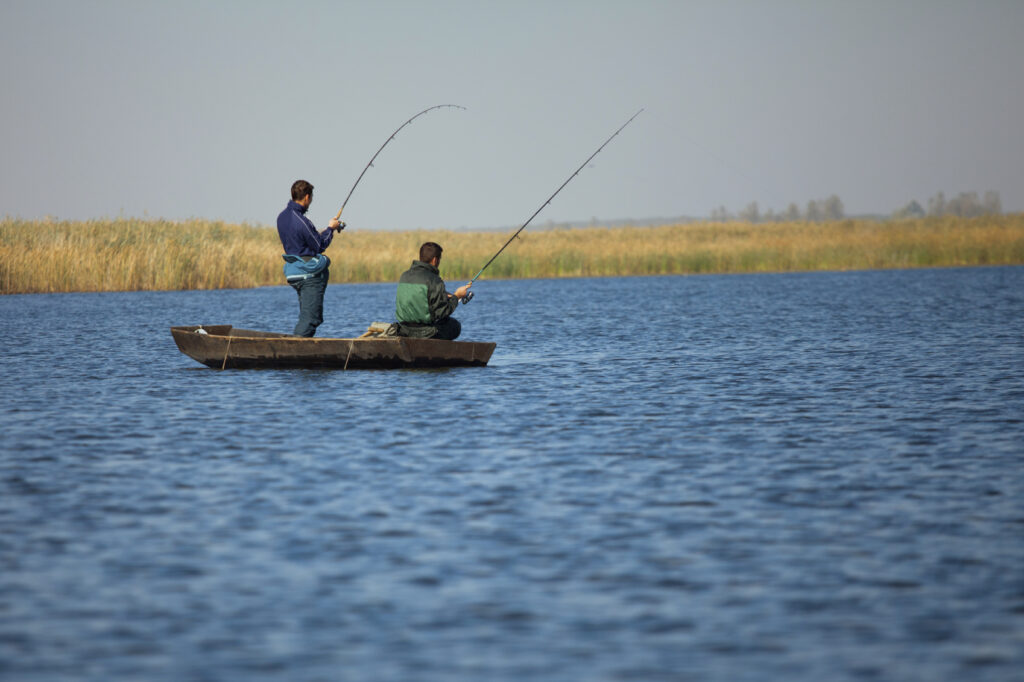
394, 242, 471, 340
277, 180, 344, 337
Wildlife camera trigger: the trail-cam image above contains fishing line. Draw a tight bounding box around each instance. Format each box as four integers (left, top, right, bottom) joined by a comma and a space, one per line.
461, 108, 644, 304
334, 104, 466, 223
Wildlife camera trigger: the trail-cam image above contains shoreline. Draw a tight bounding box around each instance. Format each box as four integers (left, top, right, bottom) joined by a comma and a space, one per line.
3, 215, 1023, 295
4, 262, 1024, 297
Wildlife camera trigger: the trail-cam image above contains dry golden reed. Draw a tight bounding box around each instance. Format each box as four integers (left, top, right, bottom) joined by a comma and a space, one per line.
2, 215, 1023, 294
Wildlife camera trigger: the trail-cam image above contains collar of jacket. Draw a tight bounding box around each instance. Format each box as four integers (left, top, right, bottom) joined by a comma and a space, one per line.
287, 200, 308, 214
411, 260, 439, 274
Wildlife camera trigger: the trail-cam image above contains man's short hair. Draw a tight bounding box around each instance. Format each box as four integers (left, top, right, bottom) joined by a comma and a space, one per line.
419, 242, 443, 263
291, 180, 314, 201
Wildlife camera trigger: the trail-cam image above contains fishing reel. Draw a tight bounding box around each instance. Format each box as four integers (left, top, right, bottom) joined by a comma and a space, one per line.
461, 291, 474, 305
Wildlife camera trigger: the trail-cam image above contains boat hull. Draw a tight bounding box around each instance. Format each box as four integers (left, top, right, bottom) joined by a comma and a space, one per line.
171, 325, 496, 369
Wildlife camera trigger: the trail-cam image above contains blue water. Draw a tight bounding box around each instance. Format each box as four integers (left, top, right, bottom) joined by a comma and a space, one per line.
2, 267, 1023, 681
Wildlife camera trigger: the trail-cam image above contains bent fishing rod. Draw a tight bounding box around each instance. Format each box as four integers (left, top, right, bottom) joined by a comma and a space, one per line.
333, 104, 466, 225
461, 108, 644, 304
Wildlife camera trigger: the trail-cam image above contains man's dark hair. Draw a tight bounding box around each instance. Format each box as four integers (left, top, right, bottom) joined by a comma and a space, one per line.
291, 180, 314, 201
419, 242, 443, 263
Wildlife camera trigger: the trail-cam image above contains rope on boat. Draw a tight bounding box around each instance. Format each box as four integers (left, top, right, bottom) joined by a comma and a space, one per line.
344, 340, 354, 370
220, 335, 233, 370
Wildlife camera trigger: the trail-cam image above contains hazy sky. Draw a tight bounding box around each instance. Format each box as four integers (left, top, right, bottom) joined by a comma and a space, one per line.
2, 0, 1022, 230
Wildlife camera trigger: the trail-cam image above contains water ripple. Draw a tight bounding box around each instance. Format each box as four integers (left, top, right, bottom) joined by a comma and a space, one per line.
1, 269, 1022, 681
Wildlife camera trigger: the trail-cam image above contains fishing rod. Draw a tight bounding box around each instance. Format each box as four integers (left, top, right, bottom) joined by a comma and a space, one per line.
334, 104, 466, 224
461, 108, 644, 304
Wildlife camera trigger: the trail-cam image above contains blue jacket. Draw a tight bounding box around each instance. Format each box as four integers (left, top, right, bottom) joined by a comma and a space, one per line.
277, 200, 335, 258
282, 253, 330, 282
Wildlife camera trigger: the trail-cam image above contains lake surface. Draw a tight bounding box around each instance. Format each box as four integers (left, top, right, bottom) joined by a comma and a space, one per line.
2, 267, 1023, 681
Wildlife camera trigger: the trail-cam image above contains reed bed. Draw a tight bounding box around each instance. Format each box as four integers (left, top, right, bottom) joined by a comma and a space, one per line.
2, 215, 1023, 294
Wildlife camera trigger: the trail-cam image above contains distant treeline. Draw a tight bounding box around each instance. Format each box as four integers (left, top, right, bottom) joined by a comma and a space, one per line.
2, 214, 1023, 294
710, 190, 1004, 223
893, 191, 1003, 219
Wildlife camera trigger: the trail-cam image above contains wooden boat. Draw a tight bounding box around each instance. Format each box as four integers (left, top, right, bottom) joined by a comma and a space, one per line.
171, 325, 496, 369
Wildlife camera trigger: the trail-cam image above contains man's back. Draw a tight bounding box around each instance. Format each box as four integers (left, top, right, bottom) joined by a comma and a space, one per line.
396, 260, 450, 325
277, 200, 333, 258
394, 243, 470, 341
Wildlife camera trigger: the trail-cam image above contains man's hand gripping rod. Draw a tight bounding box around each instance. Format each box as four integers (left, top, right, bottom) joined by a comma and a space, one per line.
461, 108, 644, 304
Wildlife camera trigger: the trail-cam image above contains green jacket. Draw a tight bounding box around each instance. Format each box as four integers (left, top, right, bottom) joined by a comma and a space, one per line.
395, 260, 458, 325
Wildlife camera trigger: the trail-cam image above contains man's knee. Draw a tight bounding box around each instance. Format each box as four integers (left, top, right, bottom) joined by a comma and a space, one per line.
436, 317, 461, 341
293, 309, 321, 336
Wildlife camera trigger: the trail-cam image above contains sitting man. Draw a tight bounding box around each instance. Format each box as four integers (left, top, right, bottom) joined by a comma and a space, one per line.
394, 242, 471, 340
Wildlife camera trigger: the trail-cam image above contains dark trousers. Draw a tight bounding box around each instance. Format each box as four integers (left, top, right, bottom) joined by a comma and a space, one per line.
397, 316, 461, 340
433, 317, 461, 341
289, 268, 329, 337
